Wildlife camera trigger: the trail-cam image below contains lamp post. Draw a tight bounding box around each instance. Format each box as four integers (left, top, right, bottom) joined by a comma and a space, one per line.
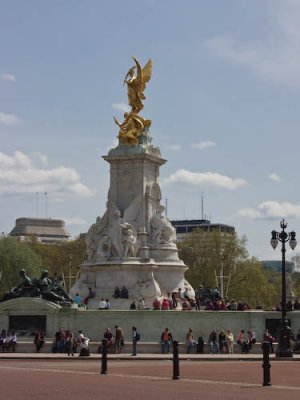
270, 219, 297, 357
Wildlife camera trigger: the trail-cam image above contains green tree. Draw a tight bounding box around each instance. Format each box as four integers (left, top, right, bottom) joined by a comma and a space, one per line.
178, 229, 247, 290
29, 236, 87, 291
228, 259, 279, 308
178, 229, 278, 308
0, 237, 41, 296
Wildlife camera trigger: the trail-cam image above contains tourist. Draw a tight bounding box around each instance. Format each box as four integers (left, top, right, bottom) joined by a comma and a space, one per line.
225, 329, 234, 354
186, 327, 196, 353
104, 328, 113, 351
106, 298, 111, 309
263, 329, 275, 353
171, 292, 178, 309
160, 328, 173, 354
218, 330, 226, 353
131, 326, 140, 356
130, 300, 137, 310
98, 298, 107, 310
197, 336, 204, 353
246, 330, 256, 352
181, 298, 191, 310
236, 329, 247, 353
161, 298, 170, 310
295, 329, 300, 352
138, 298, 145, 310
6, 330, 17, 352
65, 330, 76, 356
98, 328, 114, 353
208, 329, 218, 353
294, 299, 300, 310
83, 287, 95, 307
178, 288, 184, 300
0, 329, 7, 351
34, 331, 45, 353
120, 286, 129, 299
113, 287, 121, 298
115, 325, 124, 354
74, 293, 82, 306
153, 297, 161, 310
52, 328, 65, 353
229, 299, 238, 311
77, 330, 90, 356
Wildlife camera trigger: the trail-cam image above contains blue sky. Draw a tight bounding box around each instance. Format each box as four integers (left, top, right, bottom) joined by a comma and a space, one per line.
1, 0, 300, 261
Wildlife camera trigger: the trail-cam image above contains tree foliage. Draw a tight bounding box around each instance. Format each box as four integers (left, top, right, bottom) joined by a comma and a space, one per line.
29, 236, 87, 291
0, 237, 41, 296
178, 229, 279, 308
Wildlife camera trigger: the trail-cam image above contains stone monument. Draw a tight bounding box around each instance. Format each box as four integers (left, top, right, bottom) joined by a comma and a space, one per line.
70, 57, 194, 309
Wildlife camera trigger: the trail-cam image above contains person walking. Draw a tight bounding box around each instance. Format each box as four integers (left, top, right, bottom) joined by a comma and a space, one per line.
131, 326, 140, 356
115, 325, 124, 354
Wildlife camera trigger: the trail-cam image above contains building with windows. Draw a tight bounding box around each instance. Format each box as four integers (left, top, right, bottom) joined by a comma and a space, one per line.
261, 260, 294, 274
171, 219, 235, 241
9, 217, 70, 244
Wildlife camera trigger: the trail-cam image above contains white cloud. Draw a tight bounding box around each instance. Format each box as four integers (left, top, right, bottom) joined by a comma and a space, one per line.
238, 200, 300, 220
190, 141, 216, 150
0, 74, 16, 82
0, 151, 94, 198
165, 144, 181, 151
112, 102, 130, 113
206, 1, 300, 88
165, 169, 246, 189
0, 112, 21, 125
268, 173, 281, 182
31, 152, 48, 165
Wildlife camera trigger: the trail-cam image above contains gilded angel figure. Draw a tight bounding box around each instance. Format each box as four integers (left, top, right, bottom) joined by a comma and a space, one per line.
124, 57, 152, 114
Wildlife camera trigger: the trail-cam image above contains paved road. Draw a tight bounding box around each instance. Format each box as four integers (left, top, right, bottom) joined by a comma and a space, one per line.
0, 358, 299, 400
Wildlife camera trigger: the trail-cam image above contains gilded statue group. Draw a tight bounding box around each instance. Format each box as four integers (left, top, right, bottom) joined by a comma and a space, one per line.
114, 57, 152, 145
0, 269, 73, 304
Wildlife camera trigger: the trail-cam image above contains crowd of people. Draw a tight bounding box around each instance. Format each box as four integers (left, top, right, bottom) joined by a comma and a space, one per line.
1, 325, 300, 355
0, 329, 17, 351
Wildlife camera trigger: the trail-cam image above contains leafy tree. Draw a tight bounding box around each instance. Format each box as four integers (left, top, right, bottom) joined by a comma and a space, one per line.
29, 236, 87, 291
0, 237, 41, 296
178, 229, 279, 308
228, 259, 279, 308
178, 229, 247, 290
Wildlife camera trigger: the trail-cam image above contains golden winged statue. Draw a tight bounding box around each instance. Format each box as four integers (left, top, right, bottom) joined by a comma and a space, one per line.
124, 57, 152, 114
114, 57, 152, 145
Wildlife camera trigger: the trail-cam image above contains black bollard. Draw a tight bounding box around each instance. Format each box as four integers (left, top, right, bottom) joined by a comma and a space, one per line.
101, 338, 108, 375
262, 341, 271, 386
172, 340, 180, 380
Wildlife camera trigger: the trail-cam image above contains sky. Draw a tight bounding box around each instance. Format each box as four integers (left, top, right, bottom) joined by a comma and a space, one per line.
1, 0, 300, 262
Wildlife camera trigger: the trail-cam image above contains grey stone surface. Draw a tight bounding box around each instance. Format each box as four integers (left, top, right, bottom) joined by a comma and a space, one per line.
71, 136, 194, 308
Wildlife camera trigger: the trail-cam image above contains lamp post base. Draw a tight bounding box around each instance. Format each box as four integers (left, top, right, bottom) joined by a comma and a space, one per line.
275, 322, 294, 358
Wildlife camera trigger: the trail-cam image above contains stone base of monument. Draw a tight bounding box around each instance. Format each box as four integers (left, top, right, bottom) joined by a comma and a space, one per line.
70, 258, 191, 310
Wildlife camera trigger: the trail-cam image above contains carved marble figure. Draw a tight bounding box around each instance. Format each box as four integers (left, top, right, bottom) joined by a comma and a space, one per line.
151, 205, 176, 245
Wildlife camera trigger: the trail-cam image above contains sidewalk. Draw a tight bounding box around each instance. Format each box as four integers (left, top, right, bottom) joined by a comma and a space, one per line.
1, 352, 300, 361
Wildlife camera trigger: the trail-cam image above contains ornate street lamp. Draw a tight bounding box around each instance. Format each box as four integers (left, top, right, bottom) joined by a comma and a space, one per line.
270, 219, 297, 357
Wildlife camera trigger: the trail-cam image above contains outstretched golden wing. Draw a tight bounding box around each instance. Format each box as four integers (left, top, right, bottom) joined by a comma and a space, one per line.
141, 58, 152, 92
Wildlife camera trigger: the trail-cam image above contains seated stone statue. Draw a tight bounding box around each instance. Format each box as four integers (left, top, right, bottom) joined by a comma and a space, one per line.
0, 269, 39, 302
35, 270, 73, 304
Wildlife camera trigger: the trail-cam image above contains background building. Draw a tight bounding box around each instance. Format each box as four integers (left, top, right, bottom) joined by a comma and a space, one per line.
9, 218, 70, 244
261, 260, 294, 274
171, 218, 235, 241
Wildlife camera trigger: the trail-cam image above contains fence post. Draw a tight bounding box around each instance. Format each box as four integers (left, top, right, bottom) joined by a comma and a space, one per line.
101, 338, 108, 375
172, 340, 180, 380
262, 341, 271, 386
